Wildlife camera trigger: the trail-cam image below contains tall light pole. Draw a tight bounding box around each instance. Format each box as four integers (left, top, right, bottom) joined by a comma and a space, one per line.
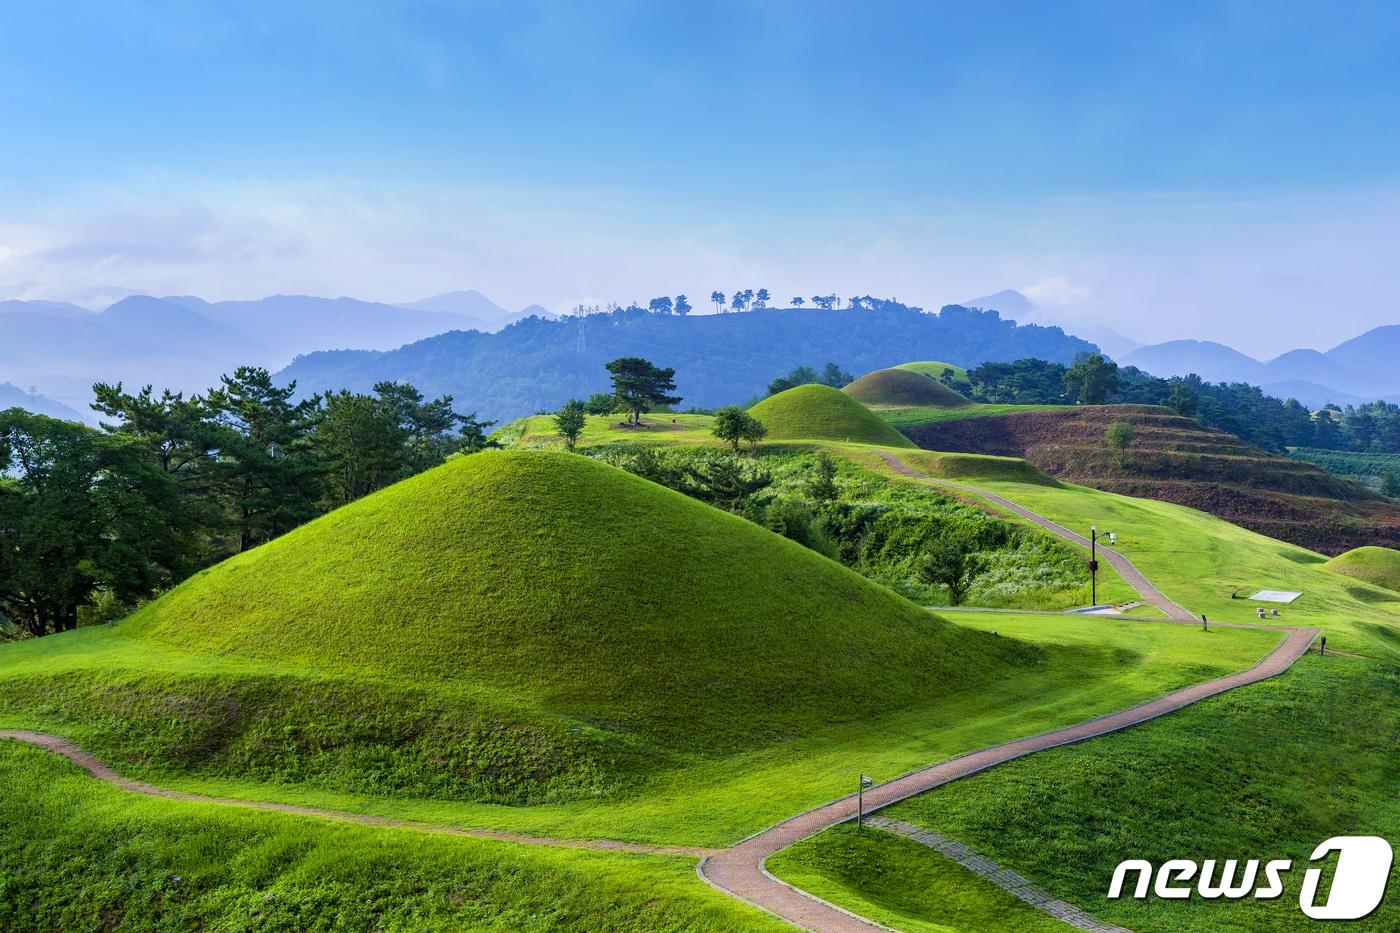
857, 773, 873, 828
1089, 526, 1115, 606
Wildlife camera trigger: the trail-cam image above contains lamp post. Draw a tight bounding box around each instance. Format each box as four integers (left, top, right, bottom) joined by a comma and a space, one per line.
1089, 526, 1115, 605
857, 773, 873, 828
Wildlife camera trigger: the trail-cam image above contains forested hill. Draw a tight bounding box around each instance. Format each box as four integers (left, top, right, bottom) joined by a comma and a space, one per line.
278, 304, 1097, 422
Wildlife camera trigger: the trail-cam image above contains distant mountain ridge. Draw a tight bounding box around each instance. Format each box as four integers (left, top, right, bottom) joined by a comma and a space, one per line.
961, 289, 1400, 408
278, 303, 1099, 423
1118, 331, 1400, 407
0, 290, 540, 416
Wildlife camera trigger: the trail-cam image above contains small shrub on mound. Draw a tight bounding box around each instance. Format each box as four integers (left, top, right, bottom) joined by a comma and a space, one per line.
844, 368, 969, 408
748, 384, 914, 446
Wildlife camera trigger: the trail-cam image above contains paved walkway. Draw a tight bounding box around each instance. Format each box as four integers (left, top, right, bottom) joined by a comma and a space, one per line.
0, 450, 1323, 933
867, 816, 1132, 933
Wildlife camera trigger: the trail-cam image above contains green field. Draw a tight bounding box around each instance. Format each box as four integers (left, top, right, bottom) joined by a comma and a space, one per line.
6, 380, 1396, 932
862, 449, 1400, 658
768, 823, 1068, 933
877, 402, 1068, 429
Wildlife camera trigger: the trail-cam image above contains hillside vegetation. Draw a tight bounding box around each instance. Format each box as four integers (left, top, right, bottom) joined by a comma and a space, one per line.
901, 404, 1400, 554
843, 367, 969, 408
748, 384, 913, 446
1325, 545, 1400, 592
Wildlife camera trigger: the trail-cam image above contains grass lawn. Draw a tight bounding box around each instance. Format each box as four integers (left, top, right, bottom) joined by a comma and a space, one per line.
863, 449, 1400, 661
515, 412, 719, 448
768, 823, 1069, 933
782, 656, 1400, 933
0, 610, 1278, 848
0, 741, 783, 933
877, 402, 1069, 430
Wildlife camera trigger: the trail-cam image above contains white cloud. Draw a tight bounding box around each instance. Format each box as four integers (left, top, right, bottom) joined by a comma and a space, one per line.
4, 174, 1400, 356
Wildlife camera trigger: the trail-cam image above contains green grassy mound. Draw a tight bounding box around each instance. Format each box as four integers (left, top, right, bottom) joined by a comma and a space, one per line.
1324, 545, 1400, 592
748, 384, 914, 447
2, 450, 1016, 804
843, 367, 969, 408
895, 360, 971, 389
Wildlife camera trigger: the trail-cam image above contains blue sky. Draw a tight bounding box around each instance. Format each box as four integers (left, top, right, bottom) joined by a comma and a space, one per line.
3, 1, 1400, 354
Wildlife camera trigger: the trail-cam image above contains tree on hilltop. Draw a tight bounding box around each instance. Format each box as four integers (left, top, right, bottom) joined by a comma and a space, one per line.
711, 290, 726, 313
605, 357, 682, 425
674, 294, 692, 316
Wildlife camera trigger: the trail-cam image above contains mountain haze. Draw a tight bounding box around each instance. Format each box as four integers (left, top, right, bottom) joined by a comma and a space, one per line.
279, 304, 1098, 423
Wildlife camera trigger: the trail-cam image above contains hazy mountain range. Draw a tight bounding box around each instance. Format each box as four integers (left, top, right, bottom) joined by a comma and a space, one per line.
7, 282, 1400, 423
277, 304, 1096, 423
968, 289, 1400, 408
0, 290, 554, 418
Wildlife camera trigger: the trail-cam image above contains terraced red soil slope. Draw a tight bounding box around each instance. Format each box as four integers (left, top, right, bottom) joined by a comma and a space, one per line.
902, 404, 1400, 555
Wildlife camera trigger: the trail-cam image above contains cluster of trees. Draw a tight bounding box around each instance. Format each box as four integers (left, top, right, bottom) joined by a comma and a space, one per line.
765, 362, 854, 396
700, 291, 910, 313
961, 355, 1400, 455
2, 368, 492, 638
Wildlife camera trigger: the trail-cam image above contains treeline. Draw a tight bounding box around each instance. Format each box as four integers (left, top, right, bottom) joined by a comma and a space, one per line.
0, 367, 492, 638
962, 356, 1400, 454
579, 292, 919, 317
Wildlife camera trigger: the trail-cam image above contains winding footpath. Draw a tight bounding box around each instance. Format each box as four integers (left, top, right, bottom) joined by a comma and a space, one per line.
0, 450, 1320, 933
696, 452, 1317, 932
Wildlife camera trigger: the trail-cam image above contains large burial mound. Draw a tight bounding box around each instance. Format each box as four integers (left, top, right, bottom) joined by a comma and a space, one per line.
1325, 546, 1400, 592
28, 450, 1022, 802
901, 404, 1400, 554
749, 384, 914, 447
843, 367, 969, 409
